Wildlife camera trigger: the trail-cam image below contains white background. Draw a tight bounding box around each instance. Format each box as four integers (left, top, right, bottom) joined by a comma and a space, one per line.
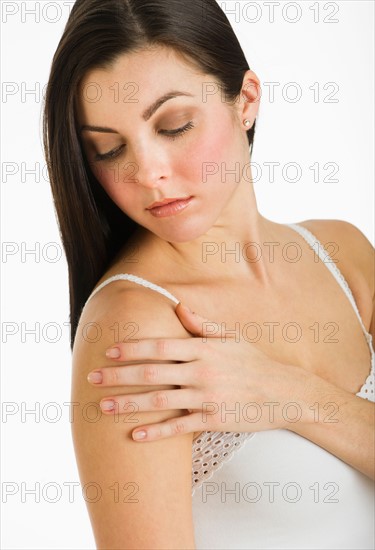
1, 1, 374, 548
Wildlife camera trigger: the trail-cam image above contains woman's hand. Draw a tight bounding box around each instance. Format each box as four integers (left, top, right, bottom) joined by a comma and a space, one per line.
87, 303, 319, 441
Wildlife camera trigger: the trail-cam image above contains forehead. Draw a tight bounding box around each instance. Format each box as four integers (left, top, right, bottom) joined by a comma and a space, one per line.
78, 46, 206, 104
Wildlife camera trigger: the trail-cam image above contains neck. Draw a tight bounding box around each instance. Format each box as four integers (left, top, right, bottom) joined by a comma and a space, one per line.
142, 174, 280, 288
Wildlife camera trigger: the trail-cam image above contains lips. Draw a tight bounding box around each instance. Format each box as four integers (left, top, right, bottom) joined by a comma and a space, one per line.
146, 196, 193, 218
146, 197, 191, 210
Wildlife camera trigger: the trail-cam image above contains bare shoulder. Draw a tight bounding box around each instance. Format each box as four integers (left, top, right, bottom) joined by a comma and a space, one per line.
75, 279, 190, 357
297, 218, 375, 333
71, 283, 195, 548
297, 219, 374, 295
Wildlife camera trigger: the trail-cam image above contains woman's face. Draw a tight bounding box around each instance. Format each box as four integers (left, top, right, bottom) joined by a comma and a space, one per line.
77, 46, 253, 243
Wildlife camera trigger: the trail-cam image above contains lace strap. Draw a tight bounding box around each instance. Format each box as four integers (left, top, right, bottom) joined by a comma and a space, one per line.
85, 273, 180, 307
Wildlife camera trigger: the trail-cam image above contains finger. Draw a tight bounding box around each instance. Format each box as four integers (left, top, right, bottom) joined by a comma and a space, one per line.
175, 303, 224, 339
100, 389, 197, 414
175, 303, 211, 336
105, 337, 203, 362
88, 362, 195, 387
131, 412, 205, 441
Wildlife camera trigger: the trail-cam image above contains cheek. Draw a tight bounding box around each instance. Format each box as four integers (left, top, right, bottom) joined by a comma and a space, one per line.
178, 120, 236, 188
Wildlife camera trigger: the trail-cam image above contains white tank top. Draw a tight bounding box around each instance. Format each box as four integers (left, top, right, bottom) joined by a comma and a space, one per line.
85, 223, 375, 549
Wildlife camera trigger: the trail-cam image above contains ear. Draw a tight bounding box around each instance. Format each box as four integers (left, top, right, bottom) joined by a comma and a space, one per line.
239, 69, 261, 129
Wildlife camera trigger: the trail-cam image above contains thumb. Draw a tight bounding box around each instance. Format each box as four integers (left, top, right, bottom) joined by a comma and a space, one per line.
175, 302, 220, 337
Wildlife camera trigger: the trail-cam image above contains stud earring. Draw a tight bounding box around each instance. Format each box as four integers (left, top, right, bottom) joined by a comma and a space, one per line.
243, 119, 251, 128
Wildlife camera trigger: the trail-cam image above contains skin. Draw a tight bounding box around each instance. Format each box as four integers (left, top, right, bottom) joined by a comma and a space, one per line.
72, 45, 375, 547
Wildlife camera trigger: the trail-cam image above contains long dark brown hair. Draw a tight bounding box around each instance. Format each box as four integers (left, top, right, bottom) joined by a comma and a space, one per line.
43, 0, 256, 350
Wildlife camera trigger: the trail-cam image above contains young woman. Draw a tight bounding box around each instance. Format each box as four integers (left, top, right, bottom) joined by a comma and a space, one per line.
43, 0, 374, 547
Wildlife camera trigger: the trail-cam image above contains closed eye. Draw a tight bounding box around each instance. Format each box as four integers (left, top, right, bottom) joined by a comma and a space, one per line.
159, 120, 195, 140
94, 121, 195, 162
94, 145, 125, 162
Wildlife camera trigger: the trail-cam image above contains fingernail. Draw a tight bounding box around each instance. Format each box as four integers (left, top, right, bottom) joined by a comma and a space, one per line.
100, 400, 116, 411
87, 371, 103, 384
106, 347, 120, 359
179, 303, 195, 314
133, 430, 147, 440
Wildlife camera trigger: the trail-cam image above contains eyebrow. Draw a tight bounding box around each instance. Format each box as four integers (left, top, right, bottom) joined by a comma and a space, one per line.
80, 90, 194, 134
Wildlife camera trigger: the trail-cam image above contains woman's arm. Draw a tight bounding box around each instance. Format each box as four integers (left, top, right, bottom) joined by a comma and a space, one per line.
71, 286, 196, 549
286, 369, 375, 478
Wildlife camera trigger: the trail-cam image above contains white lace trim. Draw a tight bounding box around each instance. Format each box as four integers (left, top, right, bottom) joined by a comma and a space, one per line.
191, 431, 256, 494
287, 223, 374, 403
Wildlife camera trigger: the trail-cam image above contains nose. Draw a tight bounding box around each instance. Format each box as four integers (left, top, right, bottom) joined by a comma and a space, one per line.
128, 142, 171, 190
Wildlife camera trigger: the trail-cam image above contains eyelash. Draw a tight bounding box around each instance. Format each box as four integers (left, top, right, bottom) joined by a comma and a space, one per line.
94, 120, 195, 162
